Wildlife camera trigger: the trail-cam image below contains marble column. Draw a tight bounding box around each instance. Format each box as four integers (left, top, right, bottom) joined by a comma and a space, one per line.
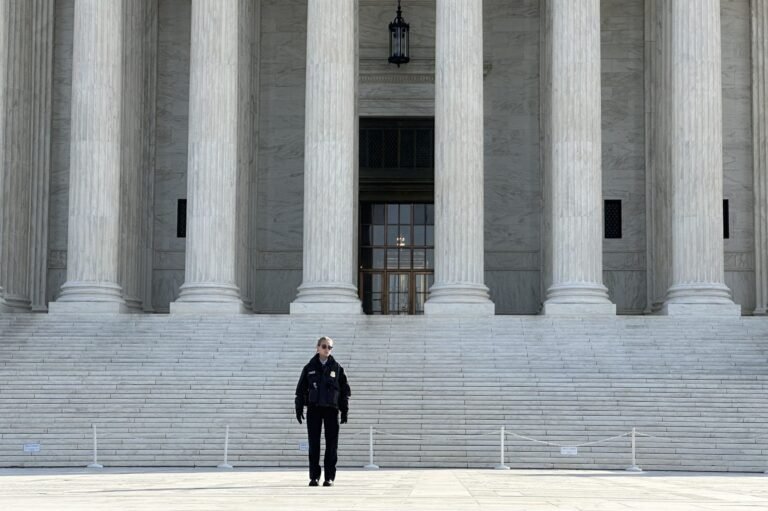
0, 0, 8, 311
540, 0, 615, 315
170, 0, 246, 314
290, 0, 361, 314
644, 0, 672, 314
49, 0, 127, 313
753, 0, 768, 315
119, 0, 147, 312
141, 0, 158, 313
0, 1, 35, 312
236, 0, 255, 311
28, 0, 55, 312
423, 0, 494, 315
246, 2, 261, 312
659, 0, 740, 315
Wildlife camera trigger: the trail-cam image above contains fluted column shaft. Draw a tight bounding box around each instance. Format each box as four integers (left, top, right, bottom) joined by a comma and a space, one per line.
119, 0, 147, 312
753, 0, 768, 315
659, 0, 739, 315
645, 0, 672, 313
0, 1, 7, 309
541, 0, 614, 315
171, 0, 245, 314
290, 0, 361, 314
50, 1, 128, 312
28, 0, 55, 312
236, 0, 255, 311
141, 0, 158, 312
423, 0, 493, 315
245, 2, 260, 312
0, 1, 34, 312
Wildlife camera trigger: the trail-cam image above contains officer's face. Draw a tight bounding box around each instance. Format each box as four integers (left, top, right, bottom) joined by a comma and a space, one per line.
316, 341, 334, 357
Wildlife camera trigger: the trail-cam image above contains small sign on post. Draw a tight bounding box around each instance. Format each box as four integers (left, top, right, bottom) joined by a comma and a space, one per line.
560, 446, 578, 456
23, 443, 41, 453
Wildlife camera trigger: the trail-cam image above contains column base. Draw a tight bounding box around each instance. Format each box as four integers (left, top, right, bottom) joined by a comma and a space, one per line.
170, 301, 248, 315
49, 301, 130, 314
423, 282, 495, 315
541, 302, 616, 315
0, 293, 31, 313
423, 301, 495, 316
290, 301, 362, 315
49, 281, 128, 314
659, 303, 742, 316
661, 283, 741, 315
290, 282, 362, 315
542, 282, 615, 315
171, 282, 247, 314
123, 294, 144, 313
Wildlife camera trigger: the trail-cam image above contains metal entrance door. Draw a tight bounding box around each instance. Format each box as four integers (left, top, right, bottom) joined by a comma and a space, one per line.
359, 203, 434, 315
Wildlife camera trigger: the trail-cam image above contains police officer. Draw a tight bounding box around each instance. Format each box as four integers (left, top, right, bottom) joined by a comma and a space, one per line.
295, 336, 350, 486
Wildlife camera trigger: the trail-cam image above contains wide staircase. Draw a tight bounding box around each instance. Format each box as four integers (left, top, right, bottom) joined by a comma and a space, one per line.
0, 314, 767, 472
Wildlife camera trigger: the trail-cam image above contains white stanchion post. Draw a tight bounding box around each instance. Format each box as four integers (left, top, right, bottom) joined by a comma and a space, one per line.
87, 424, 103, 469
364, 426, 379, 469
217, 425, 234, 469
494, 426, 510, 470
626, 427, 643, 472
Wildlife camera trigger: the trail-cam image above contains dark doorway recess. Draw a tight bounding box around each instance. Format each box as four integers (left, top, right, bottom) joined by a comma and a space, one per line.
359, 117, 434, 202
359, 118, 434, 314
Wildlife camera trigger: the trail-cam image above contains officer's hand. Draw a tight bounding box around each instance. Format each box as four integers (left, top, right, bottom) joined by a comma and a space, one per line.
340, 411, 348, 424
296, 408, 304, 424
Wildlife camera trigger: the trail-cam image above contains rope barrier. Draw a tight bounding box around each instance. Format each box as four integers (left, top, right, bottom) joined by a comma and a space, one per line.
504, 430, 629, 447
634, 432, 677, 442
83, 422, 768, 474
371, 428, 499, 441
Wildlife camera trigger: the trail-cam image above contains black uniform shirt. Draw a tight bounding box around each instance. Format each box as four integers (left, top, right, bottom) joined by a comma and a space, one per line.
295, 354, 351, 412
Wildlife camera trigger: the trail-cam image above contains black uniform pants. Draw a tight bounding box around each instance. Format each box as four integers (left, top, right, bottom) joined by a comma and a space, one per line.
306, 405, 339, 481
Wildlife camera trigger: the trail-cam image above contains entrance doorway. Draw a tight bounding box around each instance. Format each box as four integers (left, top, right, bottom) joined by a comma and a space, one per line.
358, 118, 434, 315
359, 203, 434, 314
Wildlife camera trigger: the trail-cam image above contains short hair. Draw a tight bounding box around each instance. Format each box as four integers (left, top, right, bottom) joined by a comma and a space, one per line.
316, 336, 334, 346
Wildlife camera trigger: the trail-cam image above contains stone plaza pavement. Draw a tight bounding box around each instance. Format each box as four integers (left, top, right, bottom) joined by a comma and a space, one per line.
1, 468, 767, 511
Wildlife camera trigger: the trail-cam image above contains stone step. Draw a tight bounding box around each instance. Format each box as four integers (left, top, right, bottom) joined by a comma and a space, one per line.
1, 314, 767, 470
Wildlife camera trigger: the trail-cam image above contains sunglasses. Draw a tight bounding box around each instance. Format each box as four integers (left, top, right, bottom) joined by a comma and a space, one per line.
320, 344, 333, 350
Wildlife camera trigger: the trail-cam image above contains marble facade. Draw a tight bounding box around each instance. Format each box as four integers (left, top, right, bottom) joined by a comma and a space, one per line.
0, 0, 764, 316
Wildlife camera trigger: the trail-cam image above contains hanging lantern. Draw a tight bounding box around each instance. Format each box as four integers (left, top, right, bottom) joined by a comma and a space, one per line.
388, 0, 410, 67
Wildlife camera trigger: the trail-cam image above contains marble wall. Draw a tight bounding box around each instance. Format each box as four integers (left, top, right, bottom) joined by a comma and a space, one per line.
252, 0, 306, 313
482, 0, 542, 314
601, 0, 646, 313
44, 0, 758, 315
152, 0, 190, 312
